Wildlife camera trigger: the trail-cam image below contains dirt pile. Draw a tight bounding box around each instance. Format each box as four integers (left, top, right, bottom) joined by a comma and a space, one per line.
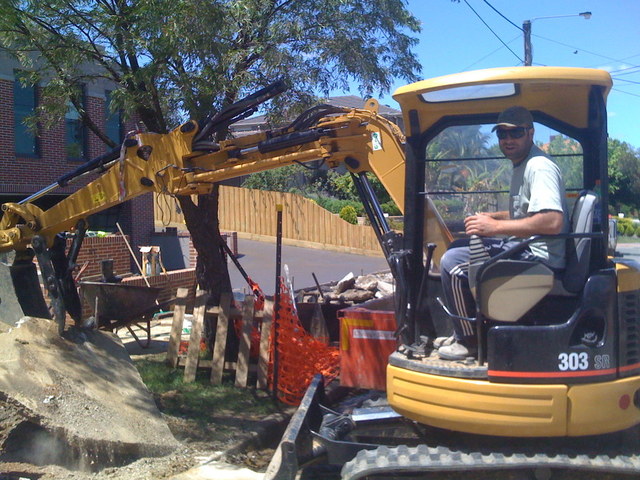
0, 317, 179, 473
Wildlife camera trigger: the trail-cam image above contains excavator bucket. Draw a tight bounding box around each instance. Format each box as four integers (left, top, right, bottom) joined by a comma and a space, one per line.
264, 375, 326, 480
0, 252, 50, 326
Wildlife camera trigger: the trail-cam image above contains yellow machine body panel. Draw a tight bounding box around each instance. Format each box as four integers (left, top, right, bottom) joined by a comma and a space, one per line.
567, 376, 640, 436
387, 363, 568, 437
616, 259, 640, 294
388, 363, 640, 437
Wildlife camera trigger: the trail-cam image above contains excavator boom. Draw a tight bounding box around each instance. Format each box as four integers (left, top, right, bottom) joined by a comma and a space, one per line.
0, 84, 431, 335
0, 100, 406, 253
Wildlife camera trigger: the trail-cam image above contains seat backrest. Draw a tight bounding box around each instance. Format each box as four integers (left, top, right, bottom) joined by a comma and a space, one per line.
562, 190, 597, 293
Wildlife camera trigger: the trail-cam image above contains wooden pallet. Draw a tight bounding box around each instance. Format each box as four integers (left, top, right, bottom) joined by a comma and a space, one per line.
166, 288, 272, 388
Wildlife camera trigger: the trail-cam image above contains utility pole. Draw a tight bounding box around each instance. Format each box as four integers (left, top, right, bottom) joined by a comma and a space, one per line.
522, 12, 591, 67
523, 20, 532, 66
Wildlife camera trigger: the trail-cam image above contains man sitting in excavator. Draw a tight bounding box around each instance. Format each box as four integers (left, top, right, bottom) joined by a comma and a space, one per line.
437, 106, 570, 360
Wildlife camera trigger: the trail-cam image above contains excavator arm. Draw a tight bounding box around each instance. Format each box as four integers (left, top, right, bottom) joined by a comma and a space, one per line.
0, 83, 421, 332
0, 99, 406, 253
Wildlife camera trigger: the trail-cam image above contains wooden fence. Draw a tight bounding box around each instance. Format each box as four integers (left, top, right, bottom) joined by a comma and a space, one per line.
154, 186, 383, 256
166, 288, 272, 388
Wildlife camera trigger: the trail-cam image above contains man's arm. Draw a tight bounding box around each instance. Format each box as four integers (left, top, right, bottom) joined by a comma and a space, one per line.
482, 210, 509, 220
465, 210, 564, 238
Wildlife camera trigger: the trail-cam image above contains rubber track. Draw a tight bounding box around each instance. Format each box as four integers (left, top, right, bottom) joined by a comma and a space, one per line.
341, 444, 640, 479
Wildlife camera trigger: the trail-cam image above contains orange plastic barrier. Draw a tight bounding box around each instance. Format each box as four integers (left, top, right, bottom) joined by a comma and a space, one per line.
268, 278, 340, 405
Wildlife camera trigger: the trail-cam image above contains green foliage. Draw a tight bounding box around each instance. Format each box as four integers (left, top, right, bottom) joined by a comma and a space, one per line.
382, 201, 401, 216
427, 125, 491, 161
327, 171, 359, 201
0, 0, 422, 138
244, 167, 401, 217
326, 171, 393, 204
388, 217, 404, 231
425, 125, 508, 218
543, 135, 584, 190
617, 218, 634, 235
339, 205, 358, 224
241, 164, 319, 193
608, 139, 640, 214
312, 196, 364, 216
624, 223, 636, 237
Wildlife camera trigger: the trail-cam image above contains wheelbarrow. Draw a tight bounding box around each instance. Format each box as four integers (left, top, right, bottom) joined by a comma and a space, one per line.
80, 281, 169, 348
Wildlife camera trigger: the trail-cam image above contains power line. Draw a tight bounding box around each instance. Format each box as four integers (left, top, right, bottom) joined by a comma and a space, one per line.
612, 88, 640, 98
462, 0, 523, 64
531, 32, 631, 65
609, 65, 640, 75
612, 77, 640, 86
463, 34, 521, 70
482, 0, 522, 32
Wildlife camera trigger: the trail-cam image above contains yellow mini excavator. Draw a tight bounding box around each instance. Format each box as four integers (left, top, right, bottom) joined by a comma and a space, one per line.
264, 67, 640, 480
1, 66, 639, 479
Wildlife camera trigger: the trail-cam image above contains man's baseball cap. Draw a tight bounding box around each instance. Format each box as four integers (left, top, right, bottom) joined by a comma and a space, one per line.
491, 106, 534, 131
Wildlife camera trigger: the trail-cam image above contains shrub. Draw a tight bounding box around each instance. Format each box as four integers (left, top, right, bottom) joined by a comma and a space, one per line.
312, 196, 364, 215
636, 224, 640, 237
339, 205, 358, 224
625, 223, 637, 237
388, 218, 404, 231
382, 200, 401, 216
617, 218, 633, 235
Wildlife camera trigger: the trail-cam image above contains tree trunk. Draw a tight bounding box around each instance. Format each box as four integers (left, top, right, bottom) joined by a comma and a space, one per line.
177, 185, 232, 305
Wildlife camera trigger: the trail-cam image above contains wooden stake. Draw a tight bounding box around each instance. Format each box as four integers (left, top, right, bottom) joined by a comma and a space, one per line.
183, 289, 207, 383
166, 287, 189, 368
210, 293, 232, 385
235, 296, 255, 387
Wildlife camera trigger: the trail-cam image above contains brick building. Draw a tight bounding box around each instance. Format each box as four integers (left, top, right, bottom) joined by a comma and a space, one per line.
0, 51, 154, 256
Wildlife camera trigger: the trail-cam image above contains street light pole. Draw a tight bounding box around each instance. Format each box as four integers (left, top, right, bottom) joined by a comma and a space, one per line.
522, 12, 591, 66
523, 20, 532, 66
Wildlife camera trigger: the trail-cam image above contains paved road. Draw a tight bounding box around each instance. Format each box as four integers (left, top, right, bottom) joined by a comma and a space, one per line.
618, 242, 640, 262
228, 239, 640, 296
228, 237, 389, 296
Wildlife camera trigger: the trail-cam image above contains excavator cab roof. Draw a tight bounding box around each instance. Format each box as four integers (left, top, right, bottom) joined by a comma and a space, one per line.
392, 66, 612, 132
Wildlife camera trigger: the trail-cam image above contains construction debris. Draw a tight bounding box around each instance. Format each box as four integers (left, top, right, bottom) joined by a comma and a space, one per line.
297, 271, 394, 305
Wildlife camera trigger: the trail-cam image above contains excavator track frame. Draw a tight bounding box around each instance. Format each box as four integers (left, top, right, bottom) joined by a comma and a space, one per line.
266, 374, 640, 480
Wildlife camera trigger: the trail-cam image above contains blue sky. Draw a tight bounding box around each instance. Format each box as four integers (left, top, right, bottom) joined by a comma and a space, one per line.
366, 0, 640, 148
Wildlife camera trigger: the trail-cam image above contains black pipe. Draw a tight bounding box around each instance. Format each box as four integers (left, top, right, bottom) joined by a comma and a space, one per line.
195, 79, 287, 143
351, 172, 385, 249
272, 204, 284, 399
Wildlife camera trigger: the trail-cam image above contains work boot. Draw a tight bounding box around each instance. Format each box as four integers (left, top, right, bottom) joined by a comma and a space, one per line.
433, 335, 455, 349
438, 341, 477, 361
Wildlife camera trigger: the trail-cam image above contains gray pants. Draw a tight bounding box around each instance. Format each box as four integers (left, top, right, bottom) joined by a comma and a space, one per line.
440, 238, 536, 345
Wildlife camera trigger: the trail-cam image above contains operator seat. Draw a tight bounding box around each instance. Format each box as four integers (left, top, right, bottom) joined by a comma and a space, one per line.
470, 190, 598, 323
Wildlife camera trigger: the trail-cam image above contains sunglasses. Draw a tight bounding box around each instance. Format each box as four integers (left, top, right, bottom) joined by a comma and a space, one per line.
496, 127, 530, 140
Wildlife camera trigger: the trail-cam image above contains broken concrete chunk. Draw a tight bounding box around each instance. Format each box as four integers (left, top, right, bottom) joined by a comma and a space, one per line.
355, 275, 379, 292
340, 289, 376, 303
376, 280, 395, 296
335, 272, 356, 294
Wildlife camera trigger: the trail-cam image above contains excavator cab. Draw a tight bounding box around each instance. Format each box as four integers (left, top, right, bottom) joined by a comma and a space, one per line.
388, 67, 640, 439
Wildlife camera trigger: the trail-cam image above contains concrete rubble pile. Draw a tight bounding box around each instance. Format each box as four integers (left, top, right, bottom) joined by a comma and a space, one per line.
297, 271, 394, 305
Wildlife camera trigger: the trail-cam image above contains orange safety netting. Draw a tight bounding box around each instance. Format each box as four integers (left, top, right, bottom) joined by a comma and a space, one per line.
268, 277, 340, 405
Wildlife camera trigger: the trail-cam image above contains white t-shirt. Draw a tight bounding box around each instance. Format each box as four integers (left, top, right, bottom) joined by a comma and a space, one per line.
509, 145, 570, 269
